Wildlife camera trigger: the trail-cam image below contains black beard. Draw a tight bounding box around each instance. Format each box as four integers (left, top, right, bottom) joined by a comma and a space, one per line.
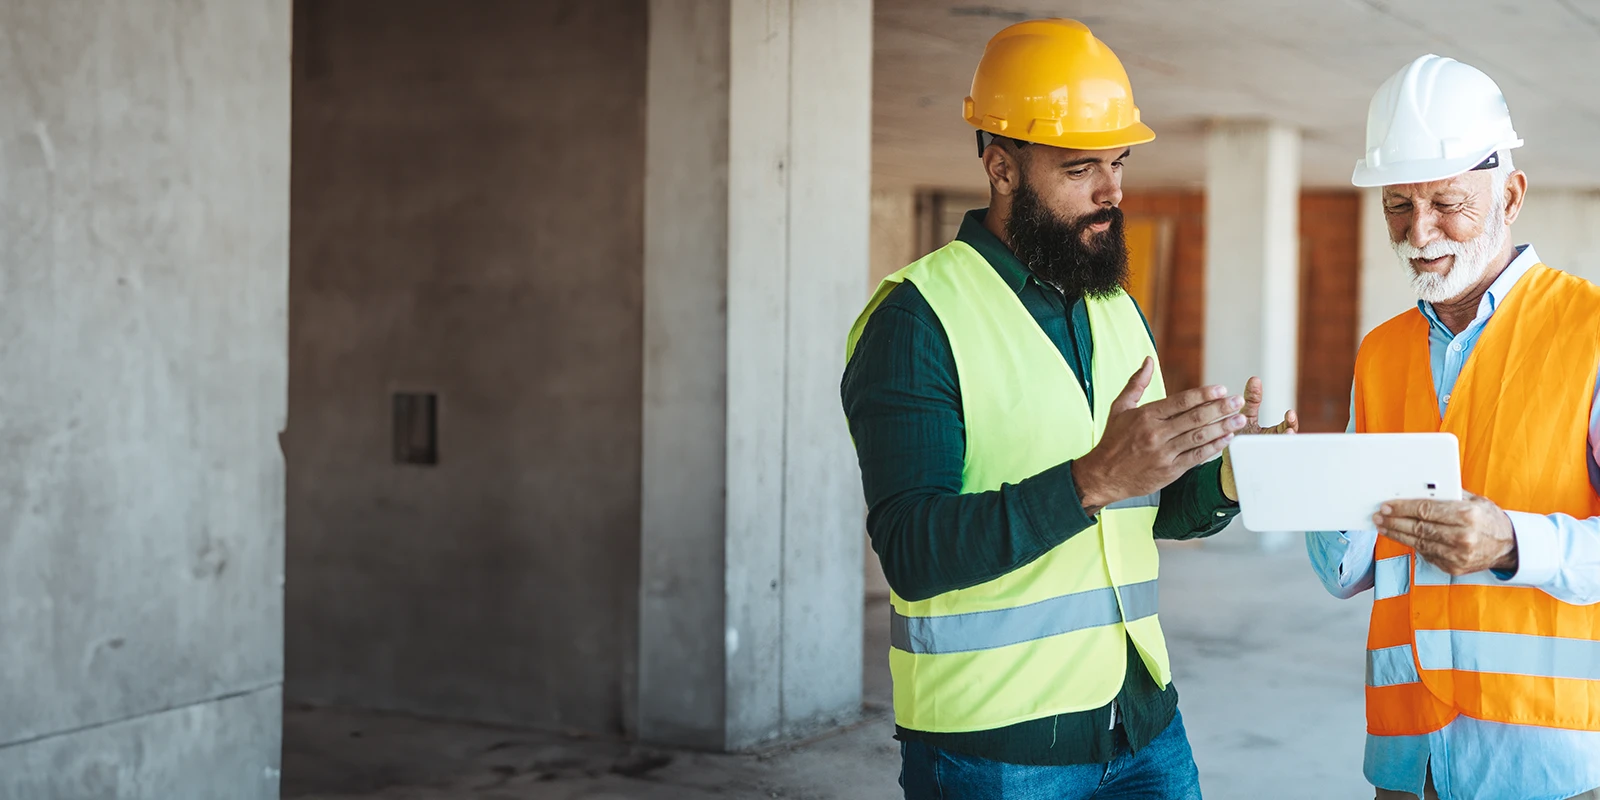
1005, 178, 1130, 299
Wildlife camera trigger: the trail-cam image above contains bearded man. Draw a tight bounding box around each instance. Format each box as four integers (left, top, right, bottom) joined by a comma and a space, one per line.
841, 19, 1295, 799
1307, 54, 1600, 800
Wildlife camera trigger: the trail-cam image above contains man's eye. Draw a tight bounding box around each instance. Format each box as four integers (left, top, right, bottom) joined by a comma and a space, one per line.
1384, 205, 1410, 215
1068, 167, 1091, 178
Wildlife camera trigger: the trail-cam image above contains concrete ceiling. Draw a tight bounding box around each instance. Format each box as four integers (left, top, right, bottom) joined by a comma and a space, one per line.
873, 0, 1600, 191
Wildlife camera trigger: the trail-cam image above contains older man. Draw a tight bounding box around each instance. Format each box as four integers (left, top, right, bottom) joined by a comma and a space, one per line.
1308, 54, 1600, 800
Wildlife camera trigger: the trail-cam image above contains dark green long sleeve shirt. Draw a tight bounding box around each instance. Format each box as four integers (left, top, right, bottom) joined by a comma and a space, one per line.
841, 209, 1240, 766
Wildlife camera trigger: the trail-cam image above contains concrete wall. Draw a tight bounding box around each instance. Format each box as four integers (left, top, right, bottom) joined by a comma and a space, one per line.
870, 187, 917, 285
1509, 189, 1600, 283
1358, 188, 1410, 339
286, 0, 646, 735
0, 2, 290, 797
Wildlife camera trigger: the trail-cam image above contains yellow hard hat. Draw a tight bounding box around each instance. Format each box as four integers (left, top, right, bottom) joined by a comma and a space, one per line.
964, 19, 1154, 151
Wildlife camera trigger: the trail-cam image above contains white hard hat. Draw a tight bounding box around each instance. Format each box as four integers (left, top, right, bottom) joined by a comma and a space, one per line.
1351, 54, 1523, 188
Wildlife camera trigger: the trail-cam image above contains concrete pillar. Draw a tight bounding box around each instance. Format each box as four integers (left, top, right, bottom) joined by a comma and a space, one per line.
1204, 122, 1298, 548
1204, 121, 1300, 419
0, 3, 289, 798
640, 0, 871, 751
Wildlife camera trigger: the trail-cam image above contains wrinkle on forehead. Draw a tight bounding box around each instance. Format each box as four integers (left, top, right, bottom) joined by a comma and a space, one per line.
1383, 171, 1495, 204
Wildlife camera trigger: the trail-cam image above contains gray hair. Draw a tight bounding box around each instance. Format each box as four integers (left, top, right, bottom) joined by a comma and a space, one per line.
1490, 149, 1515, 208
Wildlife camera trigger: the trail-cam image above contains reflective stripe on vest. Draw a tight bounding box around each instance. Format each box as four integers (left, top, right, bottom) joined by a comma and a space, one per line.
890, 580, 1159, 655
1107, 491, 1162, 510
1356, 263, 1600, 735
1374, 554, 1411, 600
1367, 644, 1422, 687
1415, 630, 1600, 681
846, 241, 1171, 734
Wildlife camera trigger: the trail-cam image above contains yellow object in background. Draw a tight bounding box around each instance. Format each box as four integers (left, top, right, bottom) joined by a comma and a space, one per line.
1124, 217, 1159, 311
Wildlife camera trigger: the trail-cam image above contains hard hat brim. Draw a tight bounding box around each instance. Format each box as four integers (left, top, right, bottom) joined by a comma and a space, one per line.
977, 121, 1156, 152
1350, 142, 1518, 188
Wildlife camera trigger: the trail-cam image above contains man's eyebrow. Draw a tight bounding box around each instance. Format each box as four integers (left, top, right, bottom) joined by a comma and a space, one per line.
1059, 149, 1132, 169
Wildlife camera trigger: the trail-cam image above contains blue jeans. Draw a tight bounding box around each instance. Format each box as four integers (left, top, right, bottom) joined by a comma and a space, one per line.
899, 710, 1203, 799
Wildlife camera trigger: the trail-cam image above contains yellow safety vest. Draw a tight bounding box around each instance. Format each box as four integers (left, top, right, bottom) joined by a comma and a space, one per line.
846, 241, 1172, 734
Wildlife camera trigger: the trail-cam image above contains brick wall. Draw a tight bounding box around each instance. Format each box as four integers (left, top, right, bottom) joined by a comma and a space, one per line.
1297, 192, 1362, 432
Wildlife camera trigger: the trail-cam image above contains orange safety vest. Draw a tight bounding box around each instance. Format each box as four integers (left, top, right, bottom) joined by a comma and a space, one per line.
1354, 263, 1600, 736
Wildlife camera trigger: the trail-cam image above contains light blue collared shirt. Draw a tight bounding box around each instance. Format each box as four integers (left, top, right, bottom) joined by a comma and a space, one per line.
1307, 244, 1600, 800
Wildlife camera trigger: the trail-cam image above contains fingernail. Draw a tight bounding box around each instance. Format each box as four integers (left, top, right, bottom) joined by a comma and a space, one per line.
1229, 414, 1247, 429
1381, 504, 1392, 514
1228, 396, 1244, 409
1207, 386, 1226, 399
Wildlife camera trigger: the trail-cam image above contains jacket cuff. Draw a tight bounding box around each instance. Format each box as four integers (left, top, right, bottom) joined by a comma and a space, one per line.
1200, 458, 1240, 512
1020, 460, 1097, 546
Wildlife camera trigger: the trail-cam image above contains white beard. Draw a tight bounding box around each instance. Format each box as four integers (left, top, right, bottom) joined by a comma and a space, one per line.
1392, 209, 1508, 304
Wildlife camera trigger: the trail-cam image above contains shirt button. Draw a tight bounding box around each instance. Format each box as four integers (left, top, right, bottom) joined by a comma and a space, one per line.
1443, 394, 1452, 404
1451, 342, 1462, 352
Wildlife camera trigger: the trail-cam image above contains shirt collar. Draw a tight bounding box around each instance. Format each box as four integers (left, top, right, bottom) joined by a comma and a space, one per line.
1419, 243, 1539, 329
955, 208, 1034, 294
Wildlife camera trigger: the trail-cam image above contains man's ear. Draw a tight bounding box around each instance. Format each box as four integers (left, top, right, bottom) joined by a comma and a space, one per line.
982, 143, 1022, 197
1502, 169, 1528, 226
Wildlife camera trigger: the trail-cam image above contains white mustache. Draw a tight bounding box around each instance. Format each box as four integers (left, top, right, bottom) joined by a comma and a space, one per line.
1393, 239, 1468, 260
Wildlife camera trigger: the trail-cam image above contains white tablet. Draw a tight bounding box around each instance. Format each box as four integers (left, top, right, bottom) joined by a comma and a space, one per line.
1228, 433, 1462, 533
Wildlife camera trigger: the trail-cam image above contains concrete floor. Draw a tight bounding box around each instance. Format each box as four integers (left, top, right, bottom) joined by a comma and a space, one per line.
282, 538, 1374, 799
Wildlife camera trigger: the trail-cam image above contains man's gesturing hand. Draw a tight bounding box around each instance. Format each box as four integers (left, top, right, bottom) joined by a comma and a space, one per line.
1373, 491, 1517, 576
1074, 357, 1247, 514
1219, 376, 1300, 500
1237, 375, 1299, 437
